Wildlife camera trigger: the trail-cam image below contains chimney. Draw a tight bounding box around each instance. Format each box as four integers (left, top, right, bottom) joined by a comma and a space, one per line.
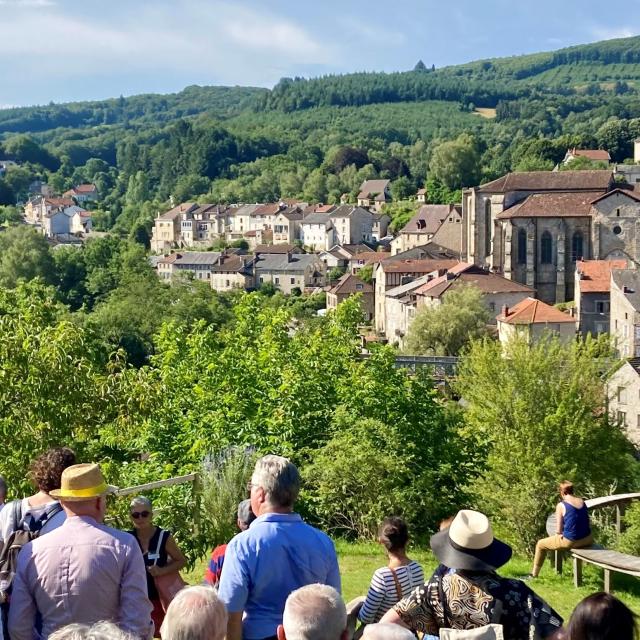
501, 304, 509, 317
446, 271, 456, 280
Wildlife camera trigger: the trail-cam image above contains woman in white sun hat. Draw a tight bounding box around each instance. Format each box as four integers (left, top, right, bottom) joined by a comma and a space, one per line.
380, 510, 563, 640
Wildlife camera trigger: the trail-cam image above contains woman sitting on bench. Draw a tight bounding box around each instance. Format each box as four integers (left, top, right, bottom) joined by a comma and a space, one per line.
530, 481, 593, 578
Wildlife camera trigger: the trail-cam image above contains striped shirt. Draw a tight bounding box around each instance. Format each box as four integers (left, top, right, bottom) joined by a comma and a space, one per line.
358, 560, 424, 624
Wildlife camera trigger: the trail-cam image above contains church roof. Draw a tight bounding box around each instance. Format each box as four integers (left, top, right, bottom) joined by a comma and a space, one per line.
478, 170, 613, 194
496, 191, 604, 219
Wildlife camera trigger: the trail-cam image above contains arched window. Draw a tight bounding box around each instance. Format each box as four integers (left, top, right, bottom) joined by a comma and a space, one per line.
571, 232, 583, 262
484, 200, 492, 256
517, 228, 527, 265
540, 231, 553, 264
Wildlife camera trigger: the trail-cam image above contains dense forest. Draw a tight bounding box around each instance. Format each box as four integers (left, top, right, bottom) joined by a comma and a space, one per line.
3, 35, 640, 239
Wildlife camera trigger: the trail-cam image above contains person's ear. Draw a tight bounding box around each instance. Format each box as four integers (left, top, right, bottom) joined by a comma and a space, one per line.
276, 625, 286, 640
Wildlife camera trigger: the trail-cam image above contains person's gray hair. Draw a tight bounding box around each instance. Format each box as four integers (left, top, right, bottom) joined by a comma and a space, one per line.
160, 586, 228, 640
252, 455, 300, 508
282, 584, 346, 640
49, 622, 136, 640
361, 624, 416, 640
130, 496, 152, 510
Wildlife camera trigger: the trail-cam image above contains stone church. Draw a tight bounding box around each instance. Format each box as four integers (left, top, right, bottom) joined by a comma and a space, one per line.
462, 170, 640, 303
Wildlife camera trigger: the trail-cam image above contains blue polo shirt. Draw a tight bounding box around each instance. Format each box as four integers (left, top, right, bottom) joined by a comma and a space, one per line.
218, 512, 341, 640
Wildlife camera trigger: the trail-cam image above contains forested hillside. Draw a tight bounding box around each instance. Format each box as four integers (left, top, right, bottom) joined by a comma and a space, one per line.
2, 35, 640, 238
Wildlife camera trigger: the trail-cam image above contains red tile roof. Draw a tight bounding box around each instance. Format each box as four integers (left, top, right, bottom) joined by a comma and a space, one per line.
328, 273, 373, 295
352, 251, 391, 265
478, 170, 613, 194
380, 258, 458, 274
496, 191, 603, 219
568, 148, 611, 162
576, 259, 628, 293
496, 297, 575, 324
416, 263, 534, 297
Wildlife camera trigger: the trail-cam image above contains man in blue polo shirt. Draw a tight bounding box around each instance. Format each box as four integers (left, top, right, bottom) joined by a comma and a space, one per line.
218, 455, 341, 640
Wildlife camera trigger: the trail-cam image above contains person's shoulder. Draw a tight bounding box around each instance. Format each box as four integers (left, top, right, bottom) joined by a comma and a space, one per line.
95, 522, 138, 547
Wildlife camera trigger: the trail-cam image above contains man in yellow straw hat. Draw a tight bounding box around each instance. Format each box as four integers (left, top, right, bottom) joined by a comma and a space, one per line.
8, 463, 153, 640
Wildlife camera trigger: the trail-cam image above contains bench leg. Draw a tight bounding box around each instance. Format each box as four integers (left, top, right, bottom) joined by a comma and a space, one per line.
573, 556, 583, 588
554, 550, 563, 575
604, 569, 611, 593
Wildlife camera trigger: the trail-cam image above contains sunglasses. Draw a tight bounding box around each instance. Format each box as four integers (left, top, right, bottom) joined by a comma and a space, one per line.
131, 511, 150, 519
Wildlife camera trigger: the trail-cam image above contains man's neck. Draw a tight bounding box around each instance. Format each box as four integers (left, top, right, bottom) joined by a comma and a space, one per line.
260, 506, 294, 516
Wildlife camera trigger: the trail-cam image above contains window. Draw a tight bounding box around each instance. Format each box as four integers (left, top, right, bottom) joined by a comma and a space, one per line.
618, 410, 627, 426
489, 302, 496, 311
275, 277, 280, 285
540, 231, 553, 264
616, 208, 621, 217
637, 414, 640, 428
571, 232, 583, 262
618, 386, 627, 404
259, 277, 264, 283
356, 283, 363, 291
225, 279, 230, 287
595, 300, 610, 313
484, 199, 492, 256
517, 228, 527, 265
290, 277, 295, 285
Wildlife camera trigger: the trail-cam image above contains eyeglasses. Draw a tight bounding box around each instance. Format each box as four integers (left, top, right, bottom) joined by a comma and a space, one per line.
131, 511, 150, 519
246, 482, 258, 493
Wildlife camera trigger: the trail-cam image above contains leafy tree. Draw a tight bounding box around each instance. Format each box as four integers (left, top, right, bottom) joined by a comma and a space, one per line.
414, 60, 428, 72
560, 156, 609, 171
0, 205, 21, 224
390, 176, 415, 201
0, 180, 15, 206
403, 285, 491, 355
454, 334, 638, 552
327, 266, 346, 283
327, 146, 369, 173
429, 134, 481, 190
0, 226, 55, 287
358, 264, 374, 283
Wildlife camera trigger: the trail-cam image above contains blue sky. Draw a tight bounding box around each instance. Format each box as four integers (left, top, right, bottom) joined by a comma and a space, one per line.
0, 0, 638, 107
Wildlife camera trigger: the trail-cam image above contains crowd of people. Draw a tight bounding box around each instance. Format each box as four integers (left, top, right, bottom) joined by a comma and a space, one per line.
0, 449, 635, 640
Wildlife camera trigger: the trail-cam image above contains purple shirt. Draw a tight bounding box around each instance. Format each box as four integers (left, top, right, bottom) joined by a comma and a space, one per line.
8, 515, 153, 640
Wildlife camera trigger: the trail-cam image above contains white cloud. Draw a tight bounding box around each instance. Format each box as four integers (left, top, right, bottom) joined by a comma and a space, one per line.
590, 26, 637, 41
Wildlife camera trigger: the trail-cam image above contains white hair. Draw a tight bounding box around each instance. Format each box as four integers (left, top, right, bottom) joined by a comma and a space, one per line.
160, 586, 228, 640
252, 455, 300, 508
282, 584, 346, 640
362, 623, 416, 640
49, 622, 136, 640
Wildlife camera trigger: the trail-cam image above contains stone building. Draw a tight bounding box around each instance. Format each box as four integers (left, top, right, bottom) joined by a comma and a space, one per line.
610, 268, 640, 358
462, 170, 624, 303
607, 359, 640, 445
326, 274, 374, 321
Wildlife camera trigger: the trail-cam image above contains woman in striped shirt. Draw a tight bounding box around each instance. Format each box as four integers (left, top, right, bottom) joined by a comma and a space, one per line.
358, 517, 424, 625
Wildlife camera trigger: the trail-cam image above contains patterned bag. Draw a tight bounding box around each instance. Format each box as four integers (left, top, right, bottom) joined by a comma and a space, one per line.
439, 624, 504, 640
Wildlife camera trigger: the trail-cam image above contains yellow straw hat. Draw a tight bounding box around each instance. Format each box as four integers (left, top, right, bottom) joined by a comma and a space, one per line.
49, 463, 118, 501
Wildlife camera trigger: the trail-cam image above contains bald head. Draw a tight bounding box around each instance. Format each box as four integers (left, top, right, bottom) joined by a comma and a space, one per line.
277, 584, 347, 640
160, 586, 227, 640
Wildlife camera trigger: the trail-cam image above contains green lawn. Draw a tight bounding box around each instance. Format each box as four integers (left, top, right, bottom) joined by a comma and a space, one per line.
185, 540, 640, 621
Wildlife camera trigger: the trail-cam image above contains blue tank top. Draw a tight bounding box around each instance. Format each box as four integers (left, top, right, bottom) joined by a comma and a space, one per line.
563, 501, 590, 540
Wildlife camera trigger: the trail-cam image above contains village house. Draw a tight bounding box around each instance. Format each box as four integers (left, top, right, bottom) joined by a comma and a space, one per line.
496, 297, 576, 346
156, 251, 223, 283
415, 262, 534, 320
463, 170, 619, 303
563, 148, 611, 165
63, 184, 99, 203
254, 252, 325, 294
349, 250, 390, 275
227, 204, 261, 241
374, 255, 458, 334
416, 188, 427, 203
393, 204, 463, 256
70, 210, 92, 235
606, 358, 640, 445
610, 268, 640, 358
24, 195, 75, 225
300, 213, 336, 251
326, 274, 374, 321
273, 207, 304, 244
150, 203, 198, 253
574, 259, 628, 336
329, 205, 375, 245
209, 254, 255, 292
371, 212, 390, 241
357, 179, 391, 211
318, 246, 352, 270
41, 204, 88, 238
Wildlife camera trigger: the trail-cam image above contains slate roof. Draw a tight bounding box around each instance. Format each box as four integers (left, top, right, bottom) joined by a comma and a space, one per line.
158, 252, 223, 266
385, 273, 436, 298
496, 297, 575, 324
478, 170, 613, 194
576, 260, 628, 293
157, 203, 198, 220
612, 269, 640, 311
302, 213, 332, 225
496, 192, 603, 219
388, 242, 461, 261
328, 273, 373, 295
330, 205, 371, 218
590, 188, 640, 205
255, 253, 320, 274
254, 244, 302, 255
415, 263, 535, 297
210, 254, 254, 274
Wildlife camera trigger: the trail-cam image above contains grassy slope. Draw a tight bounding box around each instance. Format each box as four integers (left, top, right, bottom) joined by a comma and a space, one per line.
184, 540, 640, 621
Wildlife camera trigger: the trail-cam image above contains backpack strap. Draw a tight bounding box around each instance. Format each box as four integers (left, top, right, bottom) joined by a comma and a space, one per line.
437, 570, 450, 629
389, 567, 403, 601
153, 529, 167, 566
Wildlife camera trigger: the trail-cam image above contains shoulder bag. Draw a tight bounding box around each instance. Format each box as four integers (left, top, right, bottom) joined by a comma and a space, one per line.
152, 529, 187, 611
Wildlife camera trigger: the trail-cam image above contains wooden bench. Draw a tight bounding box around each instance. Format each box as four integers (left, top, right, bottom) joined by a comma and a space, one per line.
572, 548, 640, 593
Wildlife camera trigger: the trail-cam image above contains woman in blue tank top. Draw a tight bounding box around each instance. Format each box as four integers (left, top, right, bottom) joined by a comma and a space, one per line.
530, 481, 593, 578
